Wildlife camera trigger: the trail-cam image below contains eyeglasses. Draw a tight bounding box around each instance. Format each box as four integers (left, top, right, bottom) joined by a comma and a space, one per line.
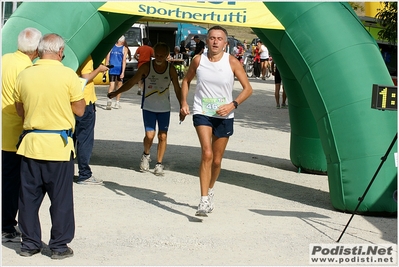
62, 55, 65, 61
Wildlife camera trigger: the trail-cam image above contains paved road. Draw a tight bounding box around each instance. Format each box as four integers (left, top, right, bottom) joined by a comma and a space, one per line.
2, 78, 397, 266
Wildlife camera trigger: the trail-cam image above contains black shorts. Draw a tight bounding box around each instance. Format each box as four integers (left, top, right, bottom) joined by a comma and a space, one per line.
109, 74, 122, 82
260, 58, 269, 63
274, 68, 281, 84
193, 114, 234, 138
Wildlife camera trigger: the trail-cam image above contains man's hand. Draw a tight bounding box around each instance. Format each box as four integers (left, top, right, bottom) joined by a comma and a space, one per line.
179, 104, 190, 122
216, 103, 235, 117
98, 64, 109, 73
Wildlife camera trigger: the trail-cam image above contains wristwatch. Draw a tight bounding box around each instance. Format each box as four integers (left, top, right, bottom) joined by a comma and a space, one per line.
232, 100, 238, 109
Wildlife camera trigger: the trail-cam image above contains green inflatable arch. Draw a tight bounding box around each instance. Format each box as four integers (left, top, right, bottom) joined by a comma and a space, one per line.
2, 2, 396, 213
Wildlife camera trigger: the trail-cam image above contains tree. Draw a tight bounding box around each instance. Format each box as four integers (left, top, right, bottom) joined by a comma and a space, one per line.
375, 2, 397, 45
349, 2, 364, 15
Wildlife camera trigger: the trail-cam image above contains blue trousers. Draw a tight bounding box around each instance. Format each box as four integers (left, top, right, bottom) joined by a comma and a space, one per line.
18, 155, 75, 252
2, 150, 21, 233
74, 103, 95, 182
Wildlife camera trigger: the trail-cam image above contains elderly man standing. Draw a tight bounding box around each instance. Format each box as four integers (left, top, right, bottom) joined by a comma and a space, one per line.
14, 33, 86, 259
2, 27, 42, 243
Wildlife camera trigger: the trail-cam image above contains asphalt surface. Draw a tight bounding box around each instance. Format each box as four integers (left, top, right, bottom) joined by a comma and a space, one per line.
2, 78, 397, 266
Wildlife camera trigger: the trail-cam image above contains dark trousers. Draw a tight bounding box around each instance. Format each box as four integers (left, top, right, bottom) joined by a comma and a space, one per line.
74, 103, 95, 181
254, 61, 261, 78
18, 155, 75, 252
2, 150, 21, 233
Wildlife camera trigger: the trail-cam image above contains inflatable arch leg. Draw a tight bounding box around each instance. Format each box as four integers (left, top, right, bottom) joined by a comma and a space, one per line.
252, 28, 328, 175
261, 2, 397, 213
2, 2, 141, 69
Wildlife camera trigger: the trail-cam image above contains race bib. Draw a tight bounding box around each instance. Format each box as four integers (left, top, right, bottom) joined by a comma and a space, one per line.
202, 97, 227, 116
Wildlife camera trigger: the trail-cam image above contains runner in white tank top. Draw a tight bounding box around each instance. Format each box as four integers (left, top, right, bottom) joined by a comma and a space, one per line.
193, 52, 235, 119
142, 60, 171, 112
108, 42, 181, 176
179, 26, 253, 217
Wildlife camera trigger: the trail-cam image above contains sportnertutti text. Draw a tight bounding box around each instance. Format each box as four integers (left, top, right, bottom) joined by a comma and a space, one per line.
138, 4, 246, 24
309, 244, 397, 265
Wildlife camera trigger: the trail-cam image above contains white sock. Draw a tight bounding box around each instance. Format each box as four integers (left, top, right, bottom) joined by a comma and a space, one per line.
208, 188, 214, 195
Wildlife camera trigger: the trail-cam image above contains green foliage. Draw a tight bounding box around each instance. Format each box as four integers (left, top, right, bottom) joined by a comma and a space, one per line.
375, 2, 397, 45
349, 2, 364, 13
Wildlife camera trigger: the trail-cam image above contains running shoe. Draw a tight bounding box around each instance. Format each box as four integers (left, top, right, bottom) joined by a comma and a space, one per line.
208, 190, 215, 213
195, 199, 211, 217
106, 98, 112, 110
114, 102, 121, 109
140, 153, 151, 171
154, 163, 164, 176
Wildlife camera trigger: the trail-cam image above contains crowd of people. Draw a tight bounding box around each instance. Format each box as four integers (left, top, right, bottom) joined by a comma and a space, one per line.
2, 24, 288, 260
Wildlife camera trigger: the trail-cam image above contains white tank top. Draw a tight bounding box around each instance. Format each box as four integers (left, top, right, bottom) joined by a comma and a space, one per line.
260, 45, 269, 59
142, 60, 171, 112
193, 52, 235, 119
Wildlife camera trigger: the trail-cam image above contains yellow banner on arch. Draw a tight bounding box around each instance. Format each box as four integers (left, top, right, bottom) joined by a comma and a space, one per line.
99, 1, 284, 30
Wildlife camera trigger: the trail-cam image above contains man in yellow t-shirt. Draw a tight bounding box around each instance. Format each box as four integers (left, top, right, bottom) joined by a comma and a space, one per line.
14, 33, 85, 259
1, 27, 42, 243
75, 55, 108, 185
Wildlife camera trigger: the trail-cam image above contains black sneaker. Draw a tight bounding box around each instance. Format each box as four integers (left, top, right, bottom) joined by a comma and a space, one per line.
2, 231, 21, 243
51, 247, 74, 260
20, 248, 41, 257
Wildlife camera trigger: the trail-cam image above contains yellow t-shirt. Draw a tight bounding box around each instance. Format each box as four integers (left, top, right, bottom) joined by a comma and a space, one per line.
76, 55, 97, 105
2, 51, 33, 152
14, 59, 84, 161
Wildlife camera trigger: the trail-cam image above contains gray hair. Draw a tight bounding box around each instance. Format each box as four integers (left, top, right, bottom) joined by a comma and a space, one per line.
38, 33, 65, 57
17, 27, 42, 54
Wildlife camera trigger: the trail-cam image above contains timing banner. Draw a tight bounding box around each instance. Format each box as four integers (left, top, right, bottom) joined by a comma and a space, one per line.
98, 1, 285, 30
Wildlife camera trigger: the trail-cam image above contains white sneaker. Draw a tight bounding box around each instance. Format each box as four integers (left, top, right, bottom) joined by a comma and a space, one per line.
106, 98, 112, 110
114, 102, 121, 109
208, 191, 215, 213
154, 163, 164, 176
195, 199, 211, 217
140, 154, 151, 171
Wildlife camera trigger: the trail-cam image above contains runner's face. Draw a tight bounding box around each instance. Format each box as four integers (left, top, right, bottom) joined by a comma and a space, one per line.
207, 30, 227, 54
154, 49, 168, 65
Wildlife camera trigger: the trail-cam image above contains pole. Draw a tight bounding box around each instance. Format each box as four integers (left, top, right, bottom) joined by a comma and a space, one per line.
336, 133, 397, 242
